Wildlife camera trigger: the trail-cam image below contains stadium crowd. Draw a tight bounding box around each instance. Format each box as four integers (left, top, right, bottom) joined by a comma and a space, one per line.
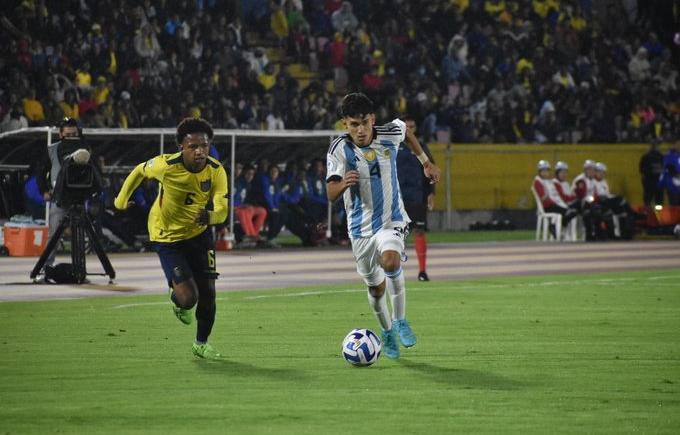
1, 0, 679, 144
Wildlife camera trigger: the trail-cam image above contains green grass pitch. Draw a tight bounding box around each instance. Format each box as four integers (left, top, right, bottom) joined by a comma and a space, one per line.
1, 270, 679, 434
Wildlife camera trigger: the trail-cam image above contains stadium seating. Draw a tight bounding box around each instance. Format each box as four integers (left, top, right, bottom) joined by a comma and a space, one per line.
0, 1, 677, 144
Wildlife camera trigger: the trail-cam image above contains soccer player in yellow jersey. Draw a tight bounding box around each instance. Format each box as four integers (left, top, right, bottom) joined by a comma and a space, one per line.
114, 118, 228, 359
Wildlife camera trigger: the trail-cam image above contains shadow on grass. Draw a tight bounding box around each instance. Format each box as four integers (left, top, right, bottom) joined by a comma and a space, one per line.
397, 358, 523, 390
193, 358, 307, 381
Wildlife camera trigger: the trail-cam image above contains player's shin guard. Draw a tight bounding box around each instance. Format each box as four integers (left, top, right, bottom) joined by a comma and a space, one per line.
367, 289, 392, 332
195, 301, 216, 343
415, 233, 427, 273
386, 267, 405, 321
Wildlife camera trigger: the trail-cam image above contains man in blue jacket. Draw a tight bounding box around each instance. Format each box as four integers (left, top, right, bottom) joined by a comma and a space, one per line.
661, 140, 680, 205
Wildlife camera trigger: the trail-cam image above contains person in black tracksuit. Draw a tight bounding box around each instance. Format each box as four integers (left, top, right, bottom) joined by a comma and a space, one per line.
396, 116, 434, 281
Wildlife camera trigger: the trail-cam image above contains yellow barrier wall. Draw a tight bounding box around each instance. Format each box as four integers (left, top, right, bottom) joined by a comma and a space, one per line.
428, 143, 658, 210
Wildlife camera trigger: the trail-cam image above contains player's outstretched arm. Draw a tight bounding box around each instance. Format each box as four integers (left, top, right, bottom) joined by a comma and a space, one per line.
404, 127, 441, 184
114, 163, 147, 210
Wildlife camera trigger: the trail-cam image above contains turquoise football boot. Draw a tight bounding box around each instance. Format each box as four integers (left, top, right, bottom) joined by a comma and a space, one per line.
381, 328, 400, 359
394, 319, 417, 348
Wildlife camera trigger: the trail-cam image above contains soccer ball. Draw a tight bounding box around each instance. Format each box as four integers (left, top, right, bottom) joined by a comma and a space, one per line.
341, 328, 381, 366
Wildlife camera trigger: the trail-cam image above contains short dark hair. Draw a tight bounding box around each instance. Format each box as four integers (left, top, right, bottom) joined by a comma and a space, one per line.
340, 93, 374, 118
59, 117, 82, 136
176, 117, 214, 145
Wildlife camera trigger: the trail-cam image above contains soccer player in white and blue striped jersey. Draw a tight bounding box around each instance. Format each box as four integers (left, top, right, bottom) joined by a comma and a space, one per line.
326, 93, 441, 359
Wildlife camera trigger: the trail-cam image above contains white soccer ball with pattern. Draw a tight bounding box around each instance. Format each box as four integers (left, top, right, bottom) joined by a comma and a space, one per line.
341, 328, 381, 366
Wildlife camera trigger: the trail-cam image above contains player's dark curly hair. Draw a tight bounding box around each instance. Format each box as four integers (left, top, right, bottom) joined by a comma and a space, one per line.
176, 117, 214, 145
340, 93, 374, 118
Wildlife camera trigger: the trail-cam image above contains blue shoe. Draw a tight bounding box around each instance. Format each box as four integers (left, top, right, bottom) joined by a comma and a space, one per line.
381, 328, 400, 359
394, 319, 417, 348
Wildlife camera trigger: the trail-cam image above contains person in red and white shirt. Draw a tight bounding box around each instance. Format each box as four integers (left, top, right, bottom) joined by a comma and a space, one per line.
593, 162, 637, 239
533, 160, 577, 228
570, 159, 607, 240
553, 161, 577, 205
571, 159, 598, 204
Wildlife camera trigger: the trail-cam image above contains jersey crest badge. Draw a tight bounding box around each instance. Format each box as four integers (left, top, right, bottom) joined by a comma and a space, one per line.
364, 149, 377, 161
383, 149, 391, 158
200, 180, 211, 192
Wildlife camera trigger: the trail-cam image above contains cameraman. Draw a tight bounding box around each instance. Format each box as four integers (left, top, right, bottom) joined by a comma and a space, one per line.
35, 118, 84, 273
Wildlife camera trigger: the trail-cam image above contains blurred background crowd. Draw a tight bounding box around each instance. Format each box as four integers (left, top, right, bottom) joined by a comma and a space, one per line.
1, 0, 679, 144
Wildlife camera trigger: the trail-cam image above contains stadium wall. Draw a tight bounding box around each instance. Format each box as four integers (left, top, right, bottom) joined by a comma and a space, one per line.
429, 143, 651, 211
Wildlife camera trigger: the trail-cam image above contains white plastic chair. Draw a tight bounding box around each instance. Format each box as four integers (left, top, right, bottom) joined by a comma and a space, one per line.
531, 186, 563, 241
563, 217, 578, 241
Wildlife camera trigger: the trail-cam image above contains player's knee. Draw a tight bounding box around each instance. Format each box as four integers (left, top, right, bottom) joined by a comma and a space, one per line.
173, 282, 198, 309
177, 295, 196, 309
178, 293, 197, 309
381, 252, 401, 273
368, 284, 385, 298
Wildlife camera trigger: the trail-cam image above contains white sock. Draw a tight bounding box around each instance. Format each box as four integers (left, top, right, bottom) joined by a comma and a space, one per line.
386, 267, 405, 321
367, 289, 392, 331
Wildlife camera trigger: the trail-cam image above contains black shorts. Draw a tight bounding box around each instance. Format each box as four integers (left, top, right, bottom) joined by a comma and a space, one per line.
152, 230, 218, 286
404, 202, 428, 231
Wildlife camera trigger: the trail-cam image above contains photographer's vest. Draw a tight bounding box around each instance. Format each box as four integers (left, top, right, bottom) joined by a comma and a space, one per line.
47, 140, 63, 189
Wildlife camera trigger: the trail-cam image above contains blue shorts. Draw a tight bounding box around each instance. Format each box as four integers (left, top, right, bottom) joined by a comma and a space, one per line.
152, 230, 218, 286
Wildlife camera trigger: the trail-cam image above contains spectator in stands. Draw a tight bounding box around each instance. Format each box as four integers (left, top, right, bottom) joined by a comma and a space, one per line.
304, 158, 328, 225
331, 1, 359, 34
59, 90, 79, 121
133, 24, 161, 60
261, 164, 284, 247
270, 0, 289, 46
23, 88, 45, 125
0, 0, 678, 141
233, 165, 268, 248
0, 105, 28, 132
75, 61, 93, 90
628, 47, 651, 82
639, 139, 665, 205
328, 32, 348, 93
280, 168, 323, 246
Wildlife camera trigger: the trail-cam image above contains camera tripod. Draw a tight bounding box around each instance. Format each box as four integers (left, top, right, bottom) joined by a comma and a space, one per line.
30, 204, 116, 284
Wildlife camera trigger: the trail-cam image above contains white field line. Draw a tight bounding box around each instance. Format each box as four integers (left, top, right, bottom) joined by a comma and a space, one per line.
106, 273, 680, 309
237, 274, 680, 301
111, 297, 230, 309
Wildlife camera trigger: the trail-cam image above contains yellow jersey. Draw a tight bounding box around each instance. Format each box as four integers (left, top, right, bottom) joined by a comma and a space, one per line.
114, 153, 228, 243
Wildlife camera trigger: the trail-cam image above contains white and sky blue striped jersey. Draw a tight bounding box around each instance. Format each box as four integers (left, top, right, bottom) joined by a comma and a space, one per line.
326, 118, 411, 240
